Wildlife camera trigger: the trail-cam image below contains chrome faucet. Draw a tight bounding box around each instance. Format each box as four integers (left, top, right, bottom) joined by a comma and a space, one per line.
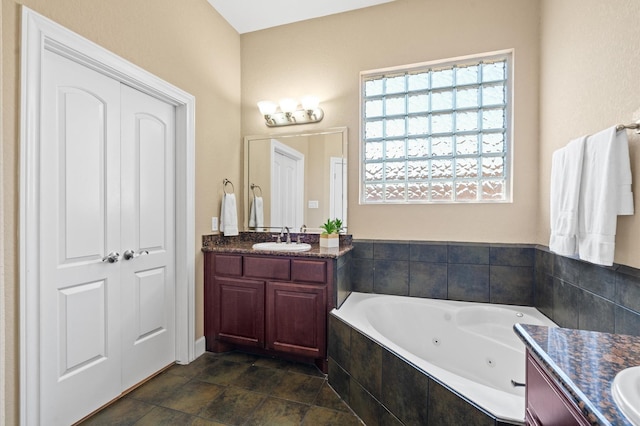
281, 226, 291, 244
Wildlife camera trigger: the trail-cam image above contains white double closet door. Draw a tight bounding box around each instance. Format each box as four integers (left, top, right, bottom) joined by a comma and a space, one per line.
39, 49, 176, 424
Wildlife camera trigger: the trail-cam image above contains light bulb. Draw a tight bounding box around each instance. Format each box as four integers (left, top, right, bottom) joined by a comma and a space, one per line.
257, 101, 277, 116
279, 98, 298, 114
301, 96, 319, 111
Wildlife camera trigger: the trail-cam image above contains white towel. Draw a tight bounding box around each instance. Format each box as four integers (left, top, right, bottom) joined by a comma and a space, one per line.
549, 136, 586, 257
220, 193, 239, 236
577, 127, 634, 266
249, 195, 264, 229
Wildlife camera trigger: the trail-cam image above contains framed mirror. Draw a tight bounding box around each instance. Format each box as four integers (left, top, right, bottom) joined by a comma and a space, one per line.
243, 127, 347, 233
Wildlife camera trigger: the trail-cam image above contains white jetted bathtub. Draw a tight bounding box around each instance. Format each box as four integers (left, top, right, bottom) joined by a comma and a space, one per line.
332, 292, 557, 423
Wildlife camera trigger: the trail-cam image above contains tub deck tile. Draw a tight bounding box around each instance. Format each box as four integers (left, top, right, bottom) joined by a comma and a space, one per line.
349, 330, 382, 399
381, 349, 429, 425
427, 380, 494, 426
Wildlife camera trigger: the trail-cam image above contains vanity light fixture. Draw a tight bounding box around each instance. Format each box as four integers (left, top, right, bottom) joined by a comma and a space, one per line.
257, 96, 324, 127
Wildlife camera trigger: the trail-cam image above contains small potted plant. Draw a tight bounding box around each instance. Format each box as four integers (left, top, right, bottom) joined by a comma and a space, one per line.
320, 218, 342, 248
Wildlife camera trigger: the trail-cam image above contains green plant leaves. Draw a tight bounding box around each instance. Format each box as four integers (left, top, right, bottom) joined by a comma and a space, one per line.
320, 218, 342, 234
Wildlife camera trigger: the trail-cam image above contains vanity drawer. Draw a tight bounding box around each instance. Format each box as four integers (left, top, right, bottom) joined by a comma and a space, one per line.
244, 256, 290, 280
291, 259, 327, 284
214, 254, 242, 277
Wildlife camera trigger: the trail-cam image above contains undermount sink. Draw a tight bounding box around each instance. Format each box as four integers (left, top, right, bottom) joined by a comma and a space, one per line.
252, 242, 312, 252
612, 365, 640, 425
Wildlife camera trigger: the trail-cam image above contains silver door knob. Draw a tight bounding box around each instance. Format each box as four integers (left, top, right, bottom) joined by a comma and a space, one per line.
123, 249, 149, 260
101, 252, 120, 263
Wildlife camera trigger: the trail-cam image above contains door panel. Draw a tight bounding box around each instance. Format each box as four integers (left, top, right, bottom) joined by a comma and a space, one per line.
134, 267, 168, 342
41, 50, 122, 425
58, 280, 107, 376
138, 115, 167, 249
329, 157, 347, 226
120, 85, 176, 389
60, 88, 107, 262
273, 152, 297, 227
271, 140, 304, 229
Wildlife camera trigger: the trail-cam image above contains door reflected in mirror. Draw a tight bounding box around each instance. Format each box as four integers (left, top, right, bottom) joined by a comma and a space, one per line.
244, 127, 347, 233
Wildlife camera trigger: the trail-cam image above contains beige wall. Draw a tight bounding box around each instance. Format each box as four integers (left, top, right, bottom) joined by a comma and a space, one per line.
241, 0, 541, 243
1, 0, 241, 423
538, 0, 640, 268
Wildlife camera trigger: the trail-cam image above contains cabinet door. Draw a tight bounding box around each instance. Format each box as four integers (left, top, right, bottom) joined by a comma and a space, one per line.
266, 282, 326, 358
214, 278, 265, 348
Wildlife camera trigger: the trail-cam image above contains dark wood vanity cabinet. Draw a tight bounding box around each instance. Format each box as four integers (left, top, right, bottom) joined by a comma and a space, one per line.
204, 252, 334, 369
525, 350, 590, 425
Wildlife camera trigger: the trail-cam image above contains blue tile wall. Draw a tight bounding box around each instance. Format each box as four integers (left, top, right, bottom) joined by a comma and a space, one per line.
348, 239, 640, 336
351, 240, 535, 306
335, 250, 352, 308
534, 247, 640, 336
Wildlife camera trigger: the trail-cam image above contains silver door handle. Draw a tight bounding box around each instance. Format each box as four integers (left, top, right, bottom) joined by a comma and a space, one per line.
102, 252, 120, 263
123, 249, 149, 260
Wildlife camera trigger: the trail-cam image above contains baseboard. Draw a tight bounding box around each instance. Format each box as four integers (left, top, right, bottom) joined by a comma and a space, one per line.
195, 336, 206, 359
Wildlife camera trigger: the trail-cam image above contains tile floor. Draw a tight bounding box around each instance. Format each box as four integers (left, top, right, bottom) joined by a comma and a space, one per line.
80, 351, 363, 426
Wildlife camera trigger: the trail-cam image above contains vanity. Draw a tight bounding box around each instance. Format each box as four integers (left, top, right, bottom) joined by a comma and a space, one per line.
202, 234, 352, 372
204, 127, 351, 371
515, 323, 640, 425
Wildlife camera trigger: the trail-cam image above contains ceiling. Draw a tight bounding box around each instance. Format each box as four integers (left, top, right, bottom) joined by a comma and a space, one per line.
207, 0, 395, 34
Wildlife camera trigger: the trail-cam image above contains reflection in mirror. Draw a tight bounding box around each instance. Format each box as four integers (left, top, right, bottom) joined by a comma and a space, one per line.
244, 127, 347, 233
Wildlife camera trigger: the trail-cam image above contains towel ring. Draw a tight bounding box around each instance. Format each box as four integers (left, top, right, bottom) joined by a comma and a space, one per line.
250, 183, 263, 197
223, 179, 235, 194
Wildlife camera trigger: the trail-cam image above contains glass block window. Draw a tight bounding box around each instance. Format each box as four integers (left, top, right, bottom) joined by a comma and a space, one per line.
361, 52, 512, 203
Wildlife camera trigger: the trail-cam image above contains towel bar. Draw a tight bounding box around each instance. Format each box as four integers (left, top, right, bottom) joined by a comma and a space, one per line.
616, 121, 640, 134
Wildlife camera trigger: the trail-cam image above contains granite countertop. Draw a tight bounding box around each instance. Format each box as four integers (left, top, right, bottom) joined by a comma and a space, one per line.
514, 324, 640, 425
201, 232, 353, 259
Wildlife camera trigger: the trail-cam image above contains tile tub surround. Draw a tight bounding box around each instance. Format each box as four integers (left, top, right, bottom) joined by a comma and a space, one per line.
326, 239, 640, 424
515, 324, 640, 425
328, 314, 519, 426
534, 247, 640, 336
349, 240, 640, 336
350, 240, 535, 305
336, 249, 353, 308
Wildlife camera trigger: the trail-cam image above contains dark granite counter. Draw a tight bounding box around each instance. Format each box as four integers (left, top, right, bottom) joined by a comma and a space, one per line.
514, 324, 640, 425
201, 232, 353, 259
